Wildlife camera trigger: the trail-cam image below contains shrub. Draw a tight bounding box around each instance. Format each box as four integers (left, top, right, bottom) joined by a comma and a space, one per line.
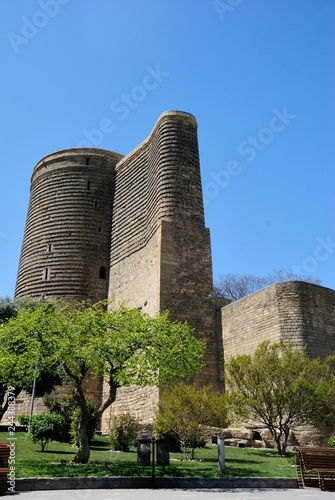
43, 393, 76, 443
27, 412, 66, 451
328, 436, 335, 447
154, 383, 229, 460
109, 413, 140, 452
18, 414, 30, 427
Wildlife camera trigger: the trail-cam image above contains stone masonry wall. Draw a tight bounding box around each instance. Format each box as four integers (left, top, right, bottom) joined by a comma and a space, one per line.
222, 280, 335, 361
101, 229, 161, 432
221, 283, 283, 360
276, 281, 335, 358
159, 220, 222, 390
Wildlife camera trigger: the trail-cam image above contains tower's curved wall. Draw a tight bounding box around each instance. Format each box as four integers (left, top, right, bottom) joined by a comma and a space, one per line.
110, 111, 204, 266
15, 148, 123, 302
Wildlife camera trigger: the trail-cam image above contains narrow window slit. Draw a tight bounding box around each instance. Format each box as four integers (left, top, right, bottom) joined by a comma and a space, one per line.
99, 266, 106, 279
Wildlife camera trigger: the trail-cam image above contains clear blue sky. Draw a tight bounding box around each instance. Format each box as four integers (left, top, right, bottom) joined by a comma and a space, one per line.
1, 0, 334, 298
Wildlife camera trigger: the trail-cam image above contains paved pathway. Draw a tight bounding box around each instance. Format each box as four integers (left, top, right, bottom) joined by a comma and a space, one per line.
14, 489, 335, 499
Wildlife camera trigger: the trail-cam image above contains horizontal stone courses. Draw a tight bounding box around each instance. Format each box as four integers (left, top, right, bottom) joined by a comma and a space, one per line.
111, 112, 204, 266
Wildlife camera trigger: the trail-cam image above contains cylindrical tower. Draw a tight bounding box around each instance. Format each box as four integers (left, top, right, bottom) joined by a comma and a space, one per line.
15, 148, 123, 302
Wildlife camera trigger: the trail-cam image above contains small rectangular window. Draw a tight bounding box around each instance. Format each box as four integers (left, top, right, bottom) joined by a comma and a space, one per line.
87, 180, 91, 191
86, 157, 90, 165
99, 266, 106, 279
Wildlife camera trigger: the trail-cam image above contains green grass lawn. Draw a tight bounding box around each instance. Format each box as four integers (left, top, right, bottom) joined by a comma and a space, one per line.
1, 431, 297, 479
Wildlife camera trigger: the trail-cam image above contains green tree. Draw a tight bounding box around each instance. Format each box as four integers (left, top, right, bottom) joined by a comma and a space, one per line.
225, 340, 335, 455
0, 298, 60, 422
0, 296, 17, 325
0, 296, 18, 421
0, 300, 205, 463
154, 383, 229, 460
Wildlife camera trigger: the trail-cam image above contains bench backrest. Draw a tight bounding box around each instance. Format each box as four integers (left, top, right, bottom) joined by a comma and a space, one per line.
297, 447, 335, 472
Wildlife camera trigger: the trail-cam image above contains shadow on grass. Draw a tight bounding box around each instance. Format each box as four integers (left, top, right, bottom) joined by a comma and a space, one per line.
90, 441, 110, 449
36, 450, 75, 455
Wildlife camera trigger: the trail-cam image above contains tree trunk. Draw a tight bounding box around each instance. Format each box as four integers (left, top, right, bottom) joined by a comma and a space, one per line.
268, 426, 285, 456
73, 414, 91, 463
281, 429, 290, 457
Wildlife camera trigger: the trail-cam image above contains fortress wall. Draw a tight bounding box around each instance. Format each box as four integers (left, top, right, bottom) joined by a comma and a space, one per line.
101, 385, 160, 431
222, 281, 335, 362
221, 284, 282, 361
15, 149, 123, 303
276, 281, 335, 358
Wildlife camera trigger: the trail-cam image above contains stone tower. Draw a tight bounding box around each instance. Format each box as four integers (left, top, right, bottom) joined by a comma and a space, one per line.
15, 111, 223, 427
15, 148, 123, 303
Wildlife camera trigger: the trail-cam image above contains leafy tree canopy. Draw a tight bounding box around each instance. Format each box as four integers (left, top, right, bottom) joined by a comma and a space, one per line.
0, 296, 16, 325
225, 340, 335, 455
0, 297, 59, 422
0, 299, 205, 463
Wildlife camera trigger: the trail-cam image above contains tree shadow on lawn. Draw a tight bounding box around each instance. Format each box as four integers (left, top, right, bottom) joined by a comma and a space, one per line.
36, 450, 75, 455
90, 441, 111, 449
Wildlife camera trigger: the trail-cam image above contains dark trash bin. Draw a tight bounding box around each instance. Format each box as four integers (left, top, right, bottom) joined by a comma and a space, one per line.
156, 439, 170, 466
137, 439, 151, 466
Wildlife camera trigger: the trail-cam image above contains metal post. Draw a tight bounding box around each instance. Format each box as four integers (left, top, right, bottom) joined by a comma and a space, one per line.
218, 435, 225, 474
28, 365, 38, 432
151, 437, 155, 481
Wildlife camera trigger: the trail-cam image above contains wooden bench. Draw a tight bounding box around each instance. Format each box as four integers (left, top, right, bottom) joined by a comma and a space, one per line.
296, 446, 335, 492
0, 443, 10, 496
